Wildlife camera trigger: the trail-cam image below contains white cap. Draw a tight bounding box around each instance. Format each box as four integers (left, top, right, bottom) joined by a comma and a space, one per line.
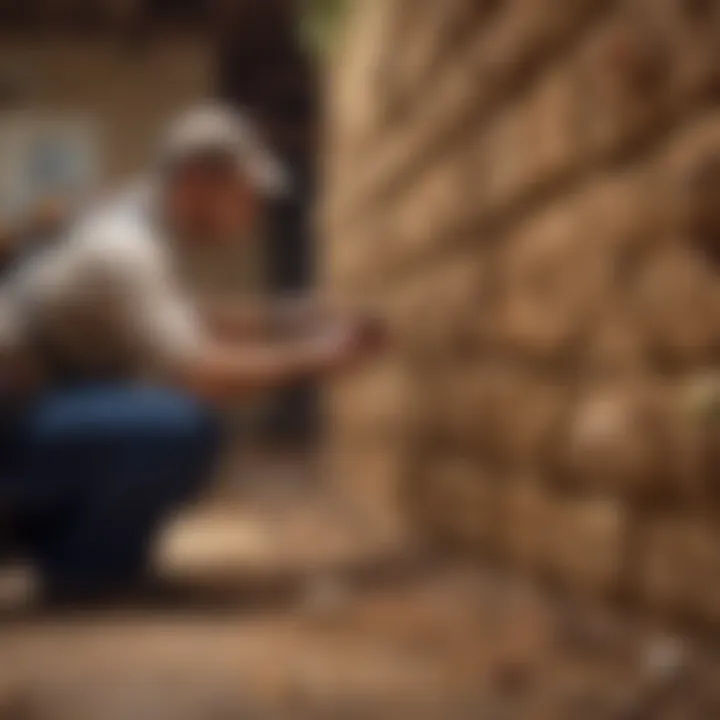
159, 103, 290, 198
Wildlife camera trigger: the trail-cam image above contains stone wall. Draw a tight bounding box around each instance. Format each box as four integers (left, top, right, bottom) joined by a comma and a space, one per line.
322, 0, 720, 622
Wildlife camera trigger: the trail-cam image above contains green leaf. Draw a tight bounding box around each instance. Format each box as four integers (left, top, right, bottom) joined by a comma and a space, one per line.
298, 0, 351, 57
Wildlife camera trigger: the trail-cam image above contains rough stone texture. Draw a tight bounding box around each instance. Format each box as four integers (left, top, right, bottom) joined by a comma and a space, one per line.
322, 0, 720, 623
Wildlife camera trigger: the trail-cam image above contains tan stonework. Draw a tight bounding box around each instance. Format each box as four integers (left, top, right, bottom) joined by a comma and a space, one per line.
323, 0, 720, 622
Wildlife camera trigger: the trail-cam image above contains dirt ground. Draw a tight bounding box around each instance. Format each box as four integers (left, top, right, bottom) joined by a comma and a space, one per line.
1, 455, 720, 720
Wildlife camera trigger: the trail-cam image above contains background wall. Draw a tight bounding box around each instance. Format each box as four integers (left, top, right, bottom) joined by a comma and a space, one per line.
0, 35, 212, 180
322, 0, 720, 622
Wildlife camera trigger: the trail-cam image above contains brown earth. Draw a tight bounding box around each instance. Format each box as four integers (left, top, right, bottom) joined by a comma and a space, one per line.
1, 455, 719, 720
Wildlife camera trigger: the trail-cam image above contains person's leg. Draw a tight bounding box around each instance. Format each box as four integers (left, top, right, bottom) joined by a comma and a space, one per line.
0, 396, 25, 558
14, 384, 219, 595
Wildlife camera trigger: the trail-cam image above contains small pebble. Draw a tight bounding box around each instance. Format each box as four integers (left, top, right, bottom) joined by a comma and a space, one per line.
640, 635, 688, 686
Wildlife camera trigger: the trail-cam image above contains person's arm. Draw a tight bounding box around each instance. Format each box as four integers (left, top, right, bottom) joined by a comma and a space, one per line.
122, 251, 381, 402
200, 294, 331, 341
175, 322, 371, 402
67, 220, 385, 403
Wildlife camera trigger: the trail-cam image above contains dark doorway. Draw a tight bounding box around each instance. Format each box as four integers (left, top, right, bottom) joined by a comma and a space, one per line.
216, 0, 319, 447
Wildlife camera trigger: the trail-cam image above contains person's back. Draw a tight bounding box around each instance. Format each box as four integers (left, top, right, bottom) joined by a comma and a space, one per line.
8, 183, 203, 384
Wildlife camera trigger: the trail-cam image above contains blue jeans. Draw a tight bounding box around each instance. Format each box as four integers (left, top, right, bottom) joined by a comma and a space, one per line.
2, 384, 219, 593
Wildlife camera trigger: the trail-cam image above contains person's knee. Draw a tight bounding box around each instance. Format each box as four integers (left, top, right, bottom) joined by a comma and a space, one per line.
123, 390, 219, 505
23, 388, 220, 499
144, 391, 220, 473
29, 387, 209, 442
118, 388, 215, 449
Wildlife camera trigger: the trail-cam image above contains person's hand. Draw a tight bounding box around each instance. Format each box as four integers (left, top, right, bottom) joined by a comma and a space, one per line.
350, 314, 388, 359
310, 315, 387, 375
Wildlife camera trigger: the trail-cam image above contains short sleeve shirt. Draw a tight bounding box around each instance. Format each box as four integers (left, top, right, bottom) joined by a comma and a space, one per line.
0, 184, 205, 378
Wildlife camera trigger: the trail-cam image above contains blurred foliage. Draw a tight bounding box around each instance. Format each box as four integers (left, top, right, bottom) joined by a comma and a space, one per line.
298, 0, 351, 58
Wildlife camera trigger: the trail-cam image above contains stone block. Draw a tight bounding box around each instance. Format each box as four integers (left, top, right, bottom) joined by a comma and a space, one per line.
583, 303, 651, 376
632, 515, 720, 623
325, 440, 412, 540
396, 252, 485, 363
628, 0, 720, 104
480, 99, 538, 214
659, 112, 720, 253
413, 457, 500, 551
631, 241, 720, 368
576, 14, 673, 159
496, 476, 554, 568
497, 198, 611, 360
577, 169, 662, 267
479, 0, 606, 95
559, 381, 674, 500
543, 495, 626, 596
328, 359, 419, 442
526, 62, 585, 184
388, 155, 465, 263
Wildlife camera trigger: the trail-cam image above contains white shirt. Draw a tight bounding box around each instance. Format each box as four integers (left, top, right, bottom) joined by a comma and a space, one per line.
0, 184, 205, 378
